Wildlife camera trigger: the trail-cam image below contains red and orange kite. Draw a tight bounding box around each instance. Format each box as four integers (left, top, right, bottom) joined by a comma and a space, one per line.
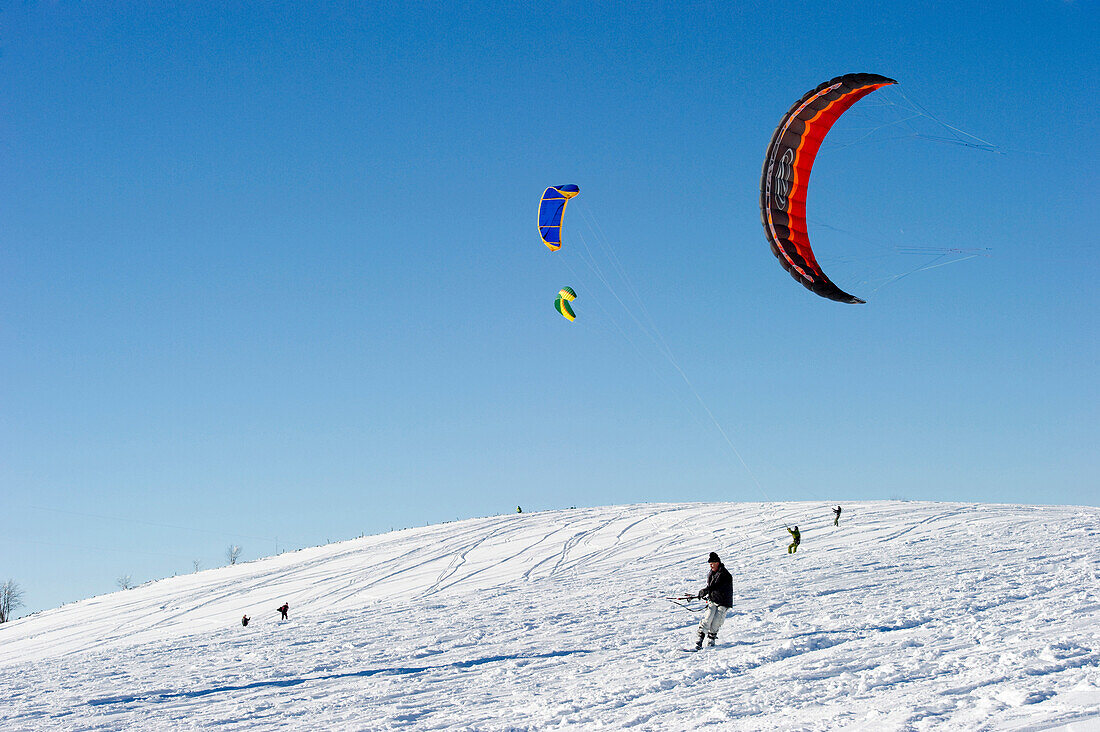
760, 73, 896, 303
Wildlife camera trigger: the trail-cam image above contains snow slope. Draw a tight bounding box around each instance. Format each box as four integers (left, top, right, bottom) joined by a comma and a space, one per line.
1, 501, 1098, 730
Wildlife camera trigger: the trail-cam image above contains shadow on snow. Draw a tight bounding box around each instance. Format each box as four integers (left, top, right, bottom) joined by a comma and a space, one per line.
86, 650, 592, 708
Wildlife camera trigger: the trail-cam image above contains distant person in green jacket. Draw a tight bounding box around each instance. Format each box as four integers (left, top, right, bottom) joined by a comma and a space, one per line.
516, 506, 523, 514
786, 526, 801, 554
833, 505, 842, 527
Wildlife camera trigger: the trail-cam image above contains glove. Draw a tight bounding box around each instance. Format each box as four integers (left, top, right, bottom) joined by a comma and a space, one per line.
697, 590, 705, 600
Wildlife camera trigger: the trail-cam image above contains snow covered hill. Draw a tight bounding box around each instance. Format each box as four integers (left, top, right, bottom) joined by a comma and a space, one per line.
1, 501, 1098, 730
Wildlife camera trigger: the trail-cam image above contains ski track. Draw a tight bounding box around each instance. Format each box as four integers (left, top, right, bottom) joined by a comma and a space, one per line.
1, 501, 1098, 731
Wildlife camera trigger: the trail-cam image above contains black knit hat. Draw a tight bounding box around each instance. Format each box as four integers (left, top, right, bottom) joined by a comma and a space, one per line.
707, 552, 720, 563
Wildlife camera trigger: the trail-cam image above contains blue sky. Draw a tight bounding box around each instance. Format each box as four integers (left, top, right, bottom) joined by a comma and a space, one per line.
2, 1, 1097, 615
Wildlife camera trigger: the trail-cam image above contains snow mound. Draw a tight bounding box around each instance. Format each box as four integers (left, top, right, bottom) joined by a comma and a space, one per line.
2, 501, 1098, 730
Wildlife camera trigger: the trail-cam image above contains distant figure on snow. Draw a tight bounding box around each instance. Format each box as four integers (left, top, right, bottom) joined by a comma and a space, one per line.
241, 615, 250, 627
277, 603, 289, 620
833, 506, 842, 527
691, 552, 733, 650
787, 526, 801, 554
516, 506, 522, 514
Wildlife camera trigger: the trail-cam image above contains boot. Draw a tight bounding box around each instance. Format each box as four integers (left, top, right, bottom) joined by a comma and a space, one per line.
707, 633, 717, 647
695, 632, 704, 650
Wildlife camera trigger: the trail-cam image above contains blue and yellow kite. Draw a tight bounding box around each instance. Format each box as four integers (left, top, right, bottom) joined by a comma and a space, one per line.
539, 185, 580, 251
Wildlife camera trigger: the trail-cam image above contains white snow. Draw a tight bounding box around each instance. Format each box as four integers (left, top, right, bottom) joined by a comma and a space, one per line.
1, 501, 1098, 730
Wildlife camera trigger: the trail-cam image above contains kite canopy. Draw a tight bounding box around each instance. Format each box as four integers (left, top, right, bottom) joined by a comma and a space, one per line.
760, 73, 896, 303
539, 185, 580, 251
555, 286, 577, 321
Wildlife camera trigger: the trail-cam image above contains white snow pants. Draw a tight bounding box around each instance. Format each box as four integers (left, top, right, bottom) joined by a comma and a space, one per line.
697, 602, 728, 637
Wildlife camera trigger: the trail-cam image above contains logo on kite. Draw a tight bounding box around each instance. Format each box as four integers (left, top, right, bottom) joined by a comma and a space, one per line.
539, 185, 580, 251
760, 73, 896, 304
555, 287, 577, 321
774, 149, 794, 209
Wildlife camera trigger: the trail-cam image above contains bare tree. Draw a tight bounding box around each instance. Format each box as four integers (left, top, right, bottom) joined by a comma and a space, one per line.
117, 575, 133, 590
226, 545, 242, 565
0, 580, 25, 623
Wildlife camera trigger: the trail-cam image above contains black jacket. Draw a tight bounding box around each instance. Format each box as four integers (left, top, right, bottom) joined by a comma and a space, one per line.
698, 563, 733, 608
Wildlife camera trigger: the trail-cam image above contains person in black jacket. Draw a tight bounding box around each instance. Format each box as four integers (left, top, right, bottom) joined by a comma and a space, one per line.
693, 552, 733, 649
832, 506, 842, 527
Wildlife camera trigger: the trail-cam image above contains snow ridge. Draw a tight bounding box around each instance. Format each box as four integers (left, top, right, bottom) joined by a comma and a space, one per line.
1, 501, 1098, 730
